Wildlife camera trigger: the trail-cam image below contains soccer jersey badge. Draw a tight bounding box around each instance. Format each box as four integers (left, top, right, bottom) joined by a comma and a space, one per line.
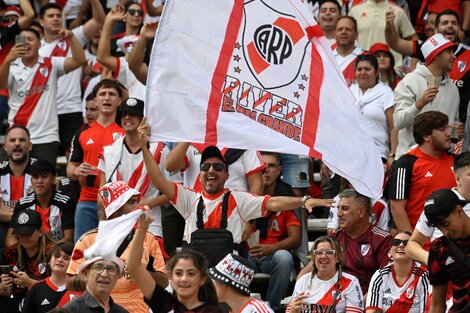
39, 66, 49, 77
458, 60, 467, 72
406, 287, 415, 299
360, 244, 371, 256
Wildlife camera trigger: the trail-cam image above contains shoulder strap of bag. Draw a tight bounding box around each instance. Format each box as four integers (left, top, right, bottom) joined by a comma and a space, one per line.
447, 238, 470, 269
116, 230, 134, 257
196, 191, 231, 229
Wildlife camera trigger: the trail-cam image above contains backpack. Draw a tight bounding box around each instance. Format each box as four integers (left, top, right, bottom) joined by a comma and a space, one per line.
189, 191, 235, 267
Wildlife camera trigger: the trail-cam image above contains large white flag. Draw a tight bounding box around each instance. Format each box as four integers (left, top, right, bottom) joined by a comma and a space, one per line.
146, 0, 384, 199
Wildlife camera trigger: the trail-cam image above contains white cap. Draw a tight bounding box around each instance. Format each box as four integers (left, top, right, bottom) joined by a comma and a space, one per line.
421, 33, 456, 65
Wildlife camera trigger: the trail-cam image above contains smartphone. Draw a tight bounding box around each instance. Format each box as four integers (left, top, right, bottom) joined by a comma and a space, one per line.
15, 35, 26, 46
0, 265, 11, 275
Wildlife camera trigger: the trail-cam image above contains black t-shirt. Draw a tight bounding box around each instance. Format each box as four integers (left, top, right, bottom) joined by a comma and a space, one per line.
429, 236, 470, 313
146, 284, 223, 313
0, 22, 20, 64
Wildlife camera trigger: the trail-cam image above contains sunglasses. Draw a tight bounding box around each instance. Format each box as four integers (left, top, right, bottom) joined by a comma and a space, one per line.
200, 162, 226, 172
312, 249, 336, 257
391, 239, 409, 247
127, 9, 144, 16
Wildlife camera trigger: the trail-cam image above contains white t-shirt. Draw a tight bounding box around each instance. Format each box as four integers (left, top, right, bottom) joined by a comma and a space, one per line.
171, 184, 268, 244
183, 145, 265, 192
287, 272, 364, 313
333, 47, 363, 71
8, 56, 65, 144
415, 188, 470, 240
113, 56, 146, 101
366, 264, 431, 313
39, 26, 88, 115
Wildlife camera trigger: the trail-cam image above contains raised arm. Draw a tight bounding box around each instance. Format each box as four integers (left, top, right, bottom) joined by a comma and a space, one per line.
405, 228, 430, 265
63, 29, 87, 73
126, 213, 157, 301
128, 22, 157, 84
97, 5, 126, 72
17, 0, 35, 29
165, 142, 190, 172
138, 117, 175, 200
384, 7, 414, 56
82, 0, 106, 40
0, 44, 23, 89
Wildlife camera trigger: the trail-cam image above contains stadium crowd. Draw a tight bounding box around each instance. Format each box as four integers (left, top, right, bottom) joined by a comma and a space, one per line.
1, 0, 470, 312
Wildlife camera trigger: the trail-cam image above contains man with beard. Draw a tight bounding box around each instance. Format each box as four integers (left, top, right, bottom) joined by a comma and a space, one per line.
388, 111, 457, 233
0, 125, 34, 263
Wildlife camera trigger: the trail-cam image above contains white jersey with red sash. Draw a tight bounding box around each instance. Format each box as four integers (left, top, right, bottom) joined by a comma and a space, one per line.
287, 271, 364, 313
98, 136, 167, 236
8, 56, 65, 144
366, 264, 431, 313
333, 47, 363, 86
39, 26, 88, 115
239, 298, 274, 313
182, 144, 265, 192
171, 185, 269, 244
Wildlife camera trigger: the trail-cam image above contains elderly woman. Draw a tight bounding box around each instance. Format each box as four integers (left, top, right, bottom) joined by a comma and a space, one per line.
366, 232, 431, 313
0, 210, 55, 313
287, 236, 363, 313
350, 53, 397, 166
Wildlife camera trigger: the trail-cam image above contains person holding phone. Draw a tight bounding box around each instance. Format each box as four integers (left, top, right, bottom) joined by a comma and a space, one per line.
0, 26, 86, 166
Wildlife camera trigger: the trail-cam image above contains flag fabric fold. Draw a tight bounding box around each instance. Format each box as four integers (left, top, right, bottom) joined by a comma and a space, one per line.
146, 0, 384, 199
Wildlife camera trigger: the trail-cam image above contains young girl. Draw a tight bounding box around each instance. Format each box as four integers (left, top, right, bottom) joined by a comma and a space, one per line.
127, 213, 222, 313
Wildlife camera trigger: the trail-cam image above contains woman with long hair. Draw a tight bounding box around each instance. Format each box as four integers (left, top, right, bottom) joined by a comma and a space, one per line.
369, 43, 401, 90
287, 236, 363, 313
22, 242, 81, 313
127, 213, 222, 313
366, 232, 430, 313
0, 210, 55, 313
350, 53, 398, 167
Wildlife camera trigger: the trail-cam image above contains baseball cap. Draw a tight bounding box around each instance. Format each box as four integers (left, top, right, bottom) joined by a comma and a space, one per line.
12, 210, 42, 235
99, 181, 140, 219
424, 189, 467, 227
369, 42, 391, 54
200, 146, 228, 168
421, 33, 456, 65
120, 97, 144, 117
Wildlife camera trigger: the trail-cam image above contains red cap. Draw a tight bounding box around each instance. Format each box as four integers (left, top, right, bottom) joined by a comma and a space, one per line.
369, 43, 391, 54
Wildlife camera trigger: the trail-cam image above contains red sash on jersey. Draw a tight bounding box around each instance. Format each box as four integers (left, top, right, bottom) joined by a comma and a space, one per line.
387, 272, 421, 313
116, 142, 164, 196
13, 58, 53, 126
51, 39, 70, 57
342, 60, 356, 86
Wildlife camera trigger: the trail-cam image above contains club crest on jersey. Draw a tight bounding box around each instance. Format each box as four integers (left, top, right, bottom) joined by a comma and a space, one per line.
242, 1, 309, 89
50, 215, 60, 228
360, 244, 371, 256
39, 66, 49, 77
406, 287, 415, 299
38, 262, 46, 274
458, 60, 467, 72
112, 133, 122, 141
58, 40, 67, 51
26, 185, 34, 195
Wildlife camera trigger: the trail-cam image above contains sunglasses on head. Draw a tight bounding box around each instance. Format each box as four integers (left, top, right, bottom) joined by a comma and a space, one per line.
391, 239, 409, 247
127, 9, 144, 16
200, 162, 226, 172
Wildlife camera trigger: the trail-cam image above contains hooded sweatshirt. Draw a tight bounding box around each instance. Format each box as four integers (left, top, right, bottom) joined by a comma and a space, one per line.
350, 82, 394, 159
393, 63, 459, 159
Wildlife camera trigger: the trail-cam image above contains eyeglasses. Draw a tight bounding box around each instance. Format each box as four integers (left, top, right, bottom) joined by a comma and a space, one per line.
391, 239, 409, 247
265, 163, 280, 169
127, 9, 144, 16
91, 263, 119, 275
200, 163, 226, 172
312, 249, 336, 257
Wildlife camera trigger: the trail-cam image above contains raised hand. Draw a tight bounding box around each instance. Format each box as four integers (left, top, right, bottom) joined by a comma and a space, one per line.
137, 116, 151, 148
140, 22, 158, 39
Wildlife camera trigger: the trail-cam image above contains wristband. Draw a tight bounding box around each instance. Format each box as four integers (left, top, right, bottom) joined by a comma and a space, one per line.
301, 195, 311, 209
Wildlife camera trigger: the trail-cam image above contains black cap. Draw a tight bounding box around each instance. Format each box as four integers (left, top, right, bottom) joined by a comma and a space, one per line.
30, 159, 56, 176
424, 189, 467, 227
12, 210, 42, 235
120, 97, 144, 117
200, 146, 227, 167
